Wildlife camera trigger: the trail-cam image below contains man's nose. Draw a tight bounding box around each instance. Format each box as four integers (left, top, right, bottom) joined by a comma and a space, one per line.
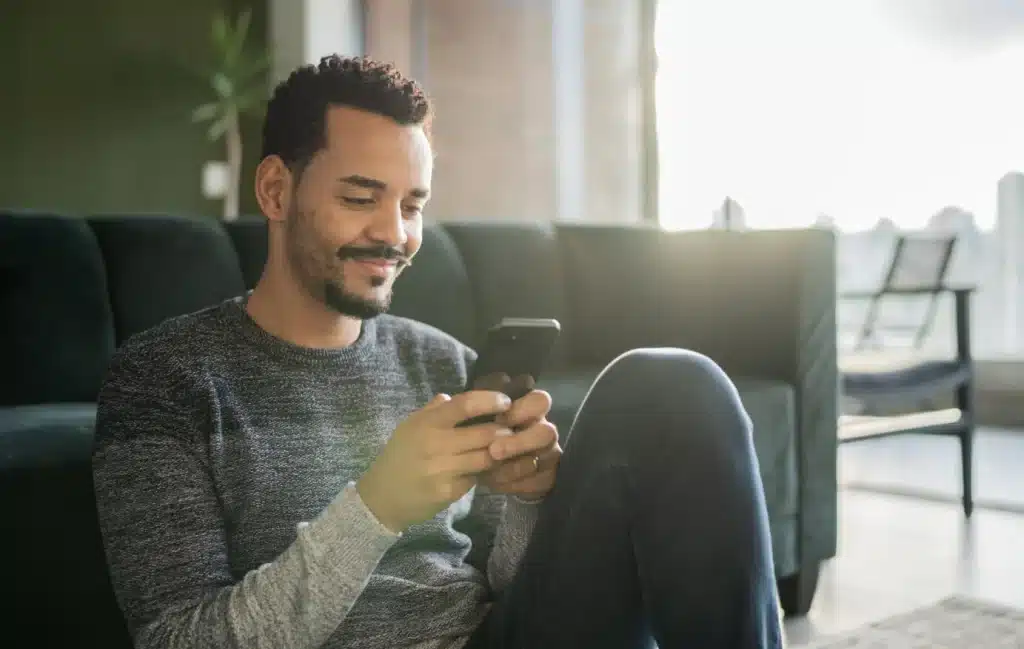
367, 205, 408, 248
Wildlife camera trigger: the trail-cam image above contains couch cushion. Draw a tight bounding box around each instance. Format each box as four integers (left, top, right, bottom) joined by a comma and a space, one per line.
0, 212, 116, 405
389, 222, 478, 345
0, 404, 97, 458
535, 368, 597, 436
0, 404, 132, 647
732, 377, 798, 520
223, 215, 268, 289
443, 221, 569, 364
88, 214, 246, 343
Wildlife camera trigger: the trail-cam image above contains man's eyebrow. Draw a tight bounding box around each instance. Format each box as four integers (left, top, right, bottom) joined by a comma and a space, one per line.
338, 175, 386, 190
339, 175, 429, 199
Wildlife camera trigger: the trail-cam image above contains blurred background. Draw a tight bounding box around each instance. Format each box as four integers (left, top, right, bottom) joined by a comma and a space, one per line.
4, 0, 1022, 411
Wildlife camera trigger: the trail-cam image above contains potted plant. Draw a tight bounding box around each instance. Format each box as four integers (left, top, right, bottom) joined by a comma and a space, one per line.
191, 8, 270, 220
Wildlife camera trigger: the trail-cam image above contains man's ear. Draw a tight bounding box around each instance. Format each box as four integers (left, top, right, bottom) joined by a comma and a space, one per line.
254, 155, 293, 223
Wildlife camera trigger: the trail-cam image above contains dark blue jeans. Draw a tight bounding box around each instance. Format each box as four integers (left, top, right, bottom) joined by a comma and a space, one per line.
465, 349, 784, 649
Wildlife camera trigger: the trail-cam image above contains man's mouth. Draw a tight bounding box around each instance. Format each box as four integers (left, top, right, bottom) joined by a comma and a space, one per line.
338, 247, 410, 267
353, 258, 397, 269
347, 256, 403, 280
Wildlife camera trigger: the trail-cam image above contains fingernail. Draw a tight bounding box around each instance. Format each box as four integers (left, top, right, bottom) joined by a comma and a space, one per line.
495, 428, 514, 438
498, 394, 512, 408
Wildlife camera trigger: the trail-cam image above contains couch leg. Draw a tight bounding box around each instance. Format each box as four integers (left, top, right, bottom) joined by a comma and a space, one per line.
777, 563, 820, 618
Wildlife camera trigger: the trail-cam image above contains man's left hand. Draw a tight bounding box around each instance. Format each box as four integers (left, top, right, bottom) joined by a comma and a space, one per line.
480, 389, 561, 501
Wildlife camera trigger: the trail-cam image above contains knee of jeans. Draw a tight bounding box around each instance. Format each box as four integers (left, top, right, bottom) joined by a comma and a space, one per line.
593, 347, 749, 435
599, 348, 731, 401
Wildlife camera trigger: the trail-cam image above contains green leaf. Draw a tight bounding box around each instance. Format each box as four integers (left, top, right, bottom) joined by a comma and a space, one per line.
193, 10, 270, 137
191, 102, 221, 123
211, 13, 229, 51
207, 115, 233, 141
234, 10, 252, 55
234, 51, 270, 86
212, 73, 234, 98
223, 9, 251, 70
234, 87, 268, 115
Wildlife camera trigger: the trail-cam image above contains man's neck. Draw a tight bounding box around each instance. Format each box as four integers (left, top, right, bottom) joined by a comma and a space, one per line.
246, 270, 363, 350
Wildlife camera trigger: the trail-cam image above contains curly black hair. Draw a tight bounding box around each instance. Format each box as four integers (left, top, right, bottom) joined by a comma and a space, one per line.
260, 54, 431, 174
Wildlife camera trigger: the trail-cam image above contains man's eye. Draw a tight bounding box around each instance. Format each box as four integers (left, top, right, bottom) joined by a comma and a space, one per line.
341, 197, 374, 206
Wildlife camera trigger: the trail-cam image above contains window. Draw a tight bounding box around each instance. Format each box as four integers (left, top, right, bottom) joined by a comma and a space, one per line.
654, 0, 1024, 361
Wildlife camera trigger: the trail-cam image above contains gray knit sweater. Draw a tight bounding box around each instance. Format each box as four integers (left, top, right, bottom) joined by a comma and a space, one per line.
92, 297, 539, 649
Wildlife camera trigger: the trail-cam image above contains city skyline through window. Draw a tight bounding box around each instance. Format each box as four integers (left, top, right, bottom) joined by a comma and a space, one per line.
654, 0, 1024, 233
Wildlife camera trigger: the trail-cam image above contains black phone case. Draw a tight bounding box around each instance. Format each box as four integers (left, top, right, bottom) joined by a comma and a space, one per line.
457, 320, 560, 427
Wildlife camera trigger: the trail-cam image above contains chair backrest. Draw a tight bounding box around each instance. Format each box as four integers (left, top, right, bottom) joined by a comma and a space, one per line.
856, 233, 958, 351
882, 234, 957, 292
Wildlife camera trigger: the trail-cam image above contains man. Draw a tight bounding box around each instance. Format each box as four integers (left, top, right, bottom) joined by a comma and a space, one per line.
92, 55, 784, 648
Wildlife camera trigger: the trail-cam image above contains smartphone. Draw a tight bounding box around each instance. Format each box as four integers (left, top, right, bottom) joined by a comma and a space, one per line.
458, 317, 561, 426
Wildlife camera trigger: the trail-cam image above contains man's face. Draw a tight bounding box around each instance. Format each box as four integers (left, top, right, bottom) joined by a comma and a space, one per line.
281, 106, 432, 318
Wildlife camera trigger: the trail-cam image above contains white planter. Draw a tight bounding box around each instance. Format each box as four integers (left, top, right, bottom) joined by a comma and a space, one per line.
202, 161, 230, 200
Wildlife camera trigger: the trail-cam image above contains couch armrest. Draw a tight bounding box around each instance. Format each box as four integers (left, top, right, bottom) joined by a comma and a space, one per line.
790, 230, 839, 569
684, 228, 839, 570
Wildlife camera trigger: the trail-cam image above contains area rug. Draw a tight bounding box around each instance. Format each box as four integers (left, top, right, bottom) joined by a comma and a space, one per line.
805, 596, 1024, 648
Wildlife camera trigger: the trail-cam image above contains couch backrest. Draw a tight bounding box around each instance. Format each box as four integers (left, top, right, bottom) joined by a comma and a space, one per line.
442, 220, 570, 365
88, 214, 247, 344
3, 211, 835, 403
557, 224, 836, 385
224, 215, 270, 290
0, 212, 116, 405
389, 222, 479, 345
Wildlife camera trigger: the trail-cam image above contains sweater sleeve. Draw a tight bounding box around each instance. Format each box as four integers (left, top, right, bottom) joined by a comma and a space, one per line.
92, 355, 400, 649
484, 496, 541, 592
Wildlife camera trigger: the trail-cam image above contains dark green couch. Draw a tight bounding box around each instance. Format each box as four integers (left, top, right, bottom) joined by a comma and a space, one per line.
0, 211, 838, 647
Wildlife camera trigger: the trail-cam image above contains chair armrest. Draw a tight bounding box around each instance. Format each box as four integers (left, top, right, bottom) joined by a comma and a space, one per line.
841, 285, 978, 299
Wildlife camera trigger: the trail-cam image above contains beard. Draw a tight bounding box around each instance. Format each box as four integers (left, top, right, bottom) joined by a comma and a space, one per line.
285, 206, 408, 319
322, 277, 390, 320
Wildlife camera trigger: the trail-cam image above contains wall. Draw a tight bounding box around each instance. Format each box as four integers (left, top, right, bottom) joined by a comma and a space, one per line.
0, 0, 267, 217
365, 0, 647, 224
2, 0, 645, 224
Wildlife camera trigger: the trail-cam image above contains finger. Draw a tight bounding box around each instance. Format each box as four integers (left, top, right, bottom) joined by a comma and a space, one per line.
490, 420, 558, 461
425, 390, 512, 427
491, 462, 558, 495
505, 390, 553, 428
439, 448, 496, 476
438, 422, 513, 455
487, 454, 541, 485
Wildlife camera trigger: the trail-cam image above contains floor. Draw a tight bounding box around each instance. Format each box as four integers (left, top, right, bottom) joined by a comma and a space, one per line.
785, 427, 1024, 646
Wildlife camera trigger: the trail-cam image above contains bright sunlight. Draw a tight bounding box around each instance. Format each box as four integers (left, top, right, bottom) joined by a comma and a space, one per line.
655, 0, 1024, 232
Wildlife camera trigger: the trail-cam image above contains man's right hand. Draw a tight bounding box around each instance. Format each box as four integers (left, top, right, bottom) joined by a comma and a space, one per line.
355, 391, 514, 534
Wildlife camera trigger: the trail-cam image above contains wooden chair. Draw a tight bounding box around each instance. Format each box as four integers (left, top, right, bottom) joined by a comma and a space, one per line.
839, 233, 977, 516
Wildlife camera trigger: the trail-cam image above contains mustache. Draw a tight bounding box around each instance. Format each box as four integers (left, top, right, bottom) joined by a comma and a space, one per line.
336, 245, 412, 267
